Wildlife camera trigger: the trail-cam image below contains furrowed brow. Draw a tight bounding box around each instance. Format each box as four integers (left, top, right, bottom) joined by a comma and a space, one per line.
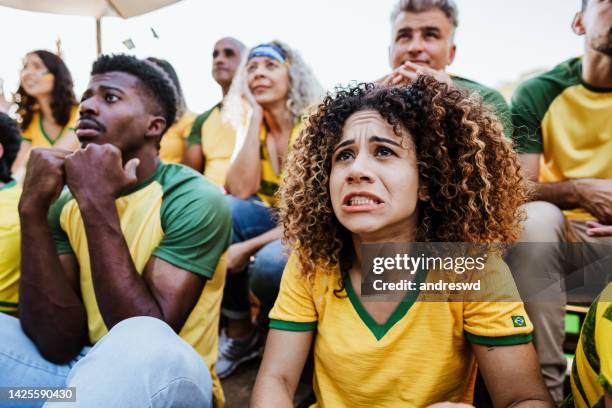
370, 136, 402, 147
333, 139, 355, 152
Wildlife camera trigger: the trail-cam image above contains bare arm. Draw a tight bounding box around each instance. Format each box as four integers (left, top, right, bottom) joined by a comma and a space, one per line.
183, 143, 204, 173
473, 342, 553, 407
224, 109, 263, 198
251, 329, 313, 407
79, 196, 204, 331
521, 153, 612, 222
18, 148, 88, 364
242, 226, 282, 255
65, 145, 206, 332
227, 226, 282, 275
520, 153, 579, 207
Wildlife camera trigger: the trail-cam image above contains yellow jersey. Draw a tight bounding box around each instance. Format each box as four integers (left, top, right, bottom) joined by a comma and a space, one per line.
159, 111, 197, 163
48, 163, 232, 407
257, 122, 302, 207
0, 180, 21, 316
187, 103, 237, 186
270, 252, 534, 407
21, 106, 79, 148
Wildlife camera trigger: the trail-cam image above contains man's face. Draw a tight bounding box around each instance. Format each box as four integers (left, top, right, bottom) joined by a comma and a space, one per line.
212, 39, 243, 87
576, 0, 612, 55
389, 9, 456, 71
76, 72, 165, 154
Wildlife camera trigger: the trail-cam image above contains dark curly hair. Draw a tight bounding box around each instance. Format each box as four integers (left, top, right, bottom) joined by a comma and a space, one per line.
15, 50, 77, 132
91, 54, 177, 134
279, 76, 527, 281
0, 113, 22, 183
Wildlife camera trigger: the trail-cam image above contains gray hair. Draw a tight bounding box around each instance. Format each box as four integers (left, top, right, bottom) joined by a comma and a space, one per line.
223, 40, 324, 128
390, 0, 459, 28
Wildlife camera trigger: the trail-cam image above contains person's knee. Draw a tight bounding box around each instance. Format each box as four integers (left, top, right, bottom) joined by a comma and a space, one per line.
520, 201, 565, 242
104, 317, 208, 378
225, 194, 247, 217
67, 317, 212, 407
250, 242, 288, 307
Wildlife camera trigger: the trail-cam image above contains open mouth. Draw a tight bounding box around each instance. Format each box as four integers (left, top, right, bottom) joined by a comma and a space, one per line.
347, 196, 382, 206
342, 192, 385, 210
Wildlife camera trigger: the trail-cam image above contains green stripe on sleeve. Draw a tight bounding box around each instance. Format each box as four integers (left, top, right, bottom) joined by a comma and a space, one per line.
598, 373, 612, 394
464, 331, 533, 346
187, 104, 220, 146
269, 319, 317, 332
47, 190, 75, 255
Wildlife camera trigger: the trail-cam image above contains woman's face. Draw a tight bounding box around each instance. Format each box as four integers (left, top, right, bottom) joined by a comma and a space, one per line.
246, 56, 290, 108
329, 110, 419, 242
20, 53, 54, 98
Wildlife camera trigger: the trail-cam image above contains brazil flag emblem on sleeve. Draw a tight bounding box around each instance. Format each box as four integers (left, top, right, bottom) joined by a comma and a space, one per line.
512, 315, 526, 327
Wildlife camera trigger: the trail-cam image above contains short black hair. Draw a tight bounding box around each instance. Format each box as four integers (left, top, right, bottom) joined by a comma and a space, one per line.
0, 113, 22, 183
91, 54, 177, 133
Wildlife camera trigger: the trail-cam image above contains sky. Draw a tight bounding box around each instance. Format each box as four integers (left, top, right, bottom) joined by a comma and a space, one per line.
0, 0, 584, 113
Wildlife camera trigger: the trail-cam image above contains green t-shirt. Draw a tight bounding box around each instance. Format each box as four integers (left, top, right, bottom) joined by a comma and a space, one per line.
451, 75, 513, 138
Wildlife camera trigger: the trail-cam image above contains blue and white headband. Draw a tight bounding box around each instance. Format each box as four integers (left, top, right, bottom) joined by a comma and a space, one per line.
247, 43, 287, 64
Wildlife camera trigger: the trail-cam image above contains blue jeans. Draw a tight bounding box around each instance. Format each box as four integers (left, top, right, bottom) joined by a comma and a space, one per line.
221, 195, 288, 319
0, 314, 212, 408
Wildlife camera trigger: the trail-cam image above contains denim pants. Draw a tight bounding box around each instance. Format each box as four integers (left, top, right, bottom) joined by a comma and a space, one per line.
221, 195, 289, 320
0, 314, 212, 408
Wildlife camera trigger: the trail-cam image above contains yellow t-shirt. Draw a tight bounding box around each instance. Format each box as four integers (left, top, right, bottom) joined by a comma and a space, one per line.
270, 253, 534, 407
0, 180, 21, 316
564, 283, 612, 408
257, 122, 302, 207
21, 106, 79, 148
48, 163, 232, 407
159, 111, 197, 163
187, 103, 238, 187
512, 57, 612, 220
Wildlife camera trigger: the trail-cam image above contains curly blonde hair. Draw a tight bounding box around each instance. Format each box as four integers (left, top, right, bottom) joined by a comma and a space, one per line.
223, 40, 324, 127
279, 77, 527, 280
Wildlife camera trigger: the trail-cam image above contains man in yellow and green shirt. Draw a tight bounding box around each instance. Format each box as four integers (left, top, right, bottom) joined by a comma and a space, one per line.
507, 0, 612, 403
0, 55, 231, 408
0, 113, 22, 316
184, 37, 246, 187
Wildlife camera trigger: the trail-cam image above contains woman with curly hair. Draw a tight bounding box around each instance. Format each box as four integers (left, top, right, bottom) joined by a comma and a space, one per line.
251, 77, 553, 407
217, 41, 323, 379
9, 50, 79, 173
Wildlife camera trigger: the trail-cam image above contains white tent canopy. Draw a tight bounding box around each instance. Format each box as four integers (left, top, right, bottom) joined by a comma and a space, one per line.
0, 0, 182, 54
